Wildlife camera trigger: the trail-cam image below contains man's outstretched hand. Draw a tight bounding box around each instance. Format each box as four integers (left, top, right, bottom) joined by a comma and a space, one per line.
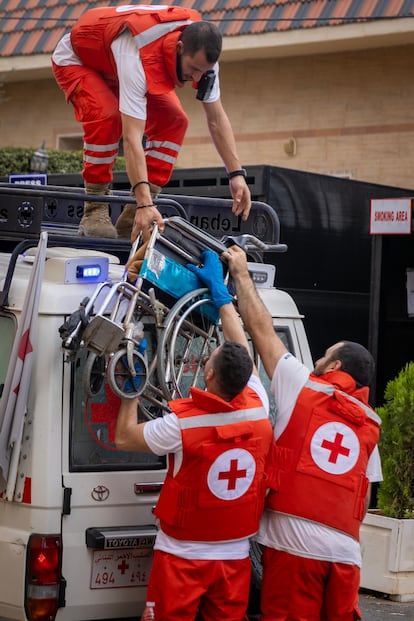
131, 206, 164, 243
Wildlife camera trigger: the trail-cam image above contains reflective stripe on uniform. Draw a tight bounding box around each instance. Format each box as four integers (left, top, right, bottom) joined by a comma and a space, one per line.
145, 149, 177, 165
179, 407, 268, 430
304, 379, 381, 424
84, 141, 119, 152
133, 19, 194, 49
146, 139, 181, 151
84, 153, 118, 165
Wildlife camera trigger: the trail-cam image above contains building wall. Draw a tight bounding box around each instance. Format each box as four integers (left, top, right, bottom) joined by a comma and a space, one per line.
0, 43, 413, 189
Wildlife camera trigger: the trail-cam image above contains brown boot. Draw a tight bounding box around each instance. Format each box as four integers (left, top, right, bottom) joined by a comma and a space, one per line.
79, 182, 117, 238
115, 182, 161, 239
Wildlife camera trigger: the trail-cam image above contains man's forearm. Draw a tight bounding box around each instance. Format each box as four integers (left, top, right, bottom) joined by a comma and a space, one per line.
203, 101, 251, 220
115, 398, 151, 453
203, 101, 241, 172
232, 270, 273, 339
219, 302, 250, 349
225, 246, 288, 378
219, 301, 259, 375
122, 114, 165, 240
122, 115, 153, 205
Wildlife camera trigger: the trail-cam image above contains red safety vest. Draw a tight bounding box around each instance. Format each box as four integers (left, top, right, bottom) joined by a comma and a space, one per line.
70, 5, 201, 94
155, 385, 273, 542
265, 371, 380, 540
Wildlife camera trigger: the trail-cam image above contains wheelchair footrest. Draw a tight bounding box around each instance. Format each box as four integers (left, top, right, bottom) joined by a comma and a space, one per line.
82, 315, 125, 356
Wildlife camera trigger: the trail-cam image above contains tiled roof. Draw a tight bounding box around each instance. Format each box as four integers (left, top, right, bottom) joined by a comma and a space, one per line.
0, 0, 413, 58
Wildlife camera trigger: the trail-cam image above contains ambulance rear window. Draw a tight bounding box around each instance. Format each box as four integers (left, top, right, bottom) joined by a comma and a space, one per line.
69, 330, 165, 472
248, 326, 293, 426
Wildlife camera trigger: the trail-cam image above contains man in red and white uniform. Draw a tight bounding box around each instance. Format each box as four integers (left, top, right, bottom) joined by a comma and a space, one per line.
223, 245, 383, 621
52, 5, 250, 240
115, 250, 273, 621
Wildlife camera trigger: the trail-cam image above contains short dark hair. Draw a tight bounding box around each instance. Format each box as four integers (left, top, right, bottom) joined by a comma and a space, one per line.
180, 22, 222, 63
333, 341, 375, 388
213, 341, 253, 400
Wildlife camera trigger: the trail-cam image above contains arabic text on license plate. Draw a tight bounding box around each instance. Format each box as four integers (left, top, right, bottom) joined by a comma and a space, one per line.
91, 548, 153, 589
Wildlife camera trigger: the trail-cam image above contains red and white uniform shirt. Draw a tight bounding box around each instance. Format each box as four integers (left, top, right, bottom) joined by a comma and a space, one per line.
265, 372, 380, 539
144, 375, 271, 560
257, 354, 382, 567
52, 5, 220, 120
51, 5, 220, 186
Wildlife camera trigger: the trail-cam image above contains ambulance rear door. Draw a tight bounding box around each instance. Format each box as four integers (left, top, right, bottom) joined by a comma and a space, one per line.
59, 340, 166, 621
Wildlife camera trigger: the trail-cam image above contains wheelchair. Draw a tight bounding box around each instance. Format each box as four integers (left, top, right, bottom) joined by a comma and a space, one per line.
59, 216, 283, 420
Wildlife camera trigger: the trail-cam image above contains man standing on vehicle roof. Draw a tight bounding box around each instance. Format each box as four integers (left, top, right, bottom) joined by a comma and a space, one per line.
220, 245, 383, 621
52, 5, 250, 241
115, 250, 272, 621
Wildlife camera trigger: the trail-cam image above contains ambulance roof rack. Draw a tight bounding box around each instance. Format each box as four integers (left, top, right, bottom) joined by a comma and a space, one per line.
0, 183, 287, 306
0, 182, 285, 252
0, 182, 187, 243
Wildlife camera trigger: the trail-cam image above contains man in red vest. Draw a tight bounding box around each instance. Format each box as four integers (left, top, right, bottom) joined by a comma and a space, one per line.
222, 244, 383, 621
52, 5, 250, 240
115, 250, 272, 620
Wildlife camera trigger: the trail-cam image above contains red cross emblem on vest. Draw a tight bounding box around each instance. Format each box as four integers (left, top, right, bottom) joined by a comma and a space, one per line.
218, 459, 247, 490
310, 422, 360, 475
321, 432, 351, 463
207, 448, 256, 500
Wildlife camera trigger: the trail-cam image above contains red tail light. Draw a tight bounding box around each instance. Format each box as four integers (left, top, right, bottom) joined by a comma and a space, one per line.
25, 534, 63, 621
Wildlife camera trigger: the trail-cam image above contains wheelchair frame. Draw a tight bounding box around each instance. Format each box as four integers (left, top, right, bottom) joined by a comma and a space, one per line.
60, 216, 286, 418
60, 218, 228, 418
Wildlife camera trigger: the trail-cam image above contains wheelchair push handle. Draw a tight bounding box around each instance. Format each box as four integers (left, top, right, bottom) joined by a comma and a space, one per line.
221, 234, 287, 254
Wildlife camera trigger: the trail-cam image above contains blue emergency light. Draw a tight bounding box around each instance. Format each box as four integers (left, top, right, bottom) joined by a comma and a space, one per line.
76, 264, 102, 280
63, 257, 109, 284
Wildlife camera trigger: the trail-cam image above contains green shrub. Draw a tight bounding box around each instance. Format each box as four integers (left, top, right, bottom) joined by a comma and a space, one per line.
0, 147, 126, 176
376, 361, 414, 519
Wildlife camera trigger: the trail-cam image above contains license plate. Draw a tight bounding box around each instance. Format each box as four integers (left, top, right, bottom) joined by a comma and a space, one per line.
90, 548, 153, 589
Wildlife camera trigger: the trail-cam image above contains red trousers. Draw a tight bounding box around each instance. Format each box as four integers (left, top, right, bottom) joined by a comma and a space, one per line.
52, 62, 188, 187
260, 548, 362, 621
145, 550, 251, 621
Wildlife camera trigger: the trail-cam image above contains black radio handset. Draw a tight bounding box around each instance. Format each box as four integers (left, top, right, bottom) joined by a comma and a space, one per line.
196, 70, 216, 101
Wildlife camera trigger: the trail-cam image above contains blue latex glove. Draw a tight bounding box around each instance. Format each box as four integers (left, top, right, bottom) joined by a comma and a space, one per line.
187, 249, 232, 309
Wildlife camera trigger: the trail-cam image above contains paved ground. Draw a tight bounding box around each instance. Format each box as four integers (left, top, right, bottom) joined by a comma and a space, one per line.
245, 590, 414, 620
142, 587, 414, 620
359, 590, 414, 620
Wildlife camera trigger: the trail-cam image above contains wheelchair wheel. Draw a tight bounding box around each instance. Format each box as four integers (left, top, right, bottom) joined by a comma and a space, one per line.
157, 288, 222, 399
83, 352, 106, 397
138, 382, 170, 421
107, 347, 148, 399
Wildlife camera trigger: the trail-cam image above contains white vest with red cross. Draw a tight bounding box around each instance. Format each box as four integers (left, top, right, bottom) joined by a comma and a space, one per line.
265, 371, 381, 540
70, 5, 201, 94
154, 385, 273, 542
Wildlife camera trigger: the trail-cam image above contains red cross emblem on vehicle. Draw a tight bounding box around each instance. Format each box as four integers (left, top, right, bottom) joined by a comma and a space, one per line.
310, 422, 360, 474
207, 448, 256, 500
118, 559, 129, 575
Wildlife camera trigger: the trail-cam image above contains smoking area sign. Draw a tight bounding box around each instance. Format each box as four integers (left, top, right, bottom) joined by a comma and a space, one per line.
370, 198, 412, 235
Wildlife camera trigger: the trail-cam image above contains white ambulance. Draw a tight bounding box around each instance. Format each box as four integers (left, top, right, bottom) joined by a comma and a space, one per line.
0, 217, 312, 621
